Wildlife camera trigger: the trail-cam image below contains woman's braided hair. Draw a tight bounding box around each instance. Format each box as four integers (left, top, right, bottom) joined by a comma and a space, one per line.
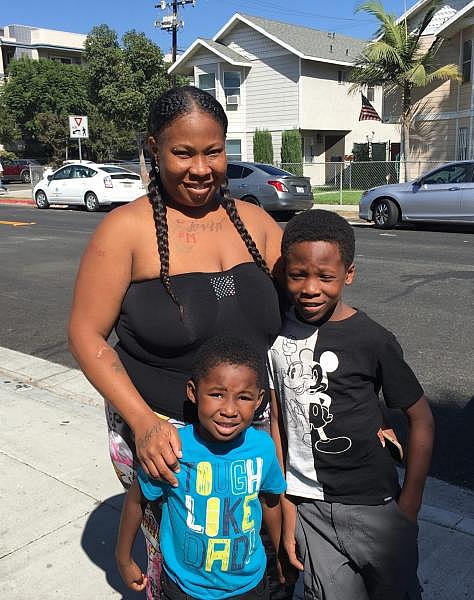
147, 86, 270, 312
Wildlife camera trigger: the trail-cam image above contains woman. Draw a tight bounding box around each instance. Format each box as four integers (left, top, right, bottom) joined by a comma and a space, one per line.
68, 86, 283, 597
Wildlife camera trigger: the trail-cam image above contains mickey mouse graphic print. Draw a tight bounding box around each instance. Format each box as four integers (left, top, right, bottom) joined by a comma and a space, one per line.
268, 308, 424, 505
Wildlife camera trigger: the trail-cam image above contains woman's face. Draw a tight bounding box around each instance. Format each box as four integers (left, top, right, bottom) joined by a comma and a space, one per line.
150, 109, 227, 209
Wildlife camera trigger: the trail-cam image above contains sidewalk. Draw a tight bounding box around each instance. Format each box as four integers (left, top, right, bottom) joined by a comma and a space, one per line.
0, 187, 34, 206
1, 347, 473, 599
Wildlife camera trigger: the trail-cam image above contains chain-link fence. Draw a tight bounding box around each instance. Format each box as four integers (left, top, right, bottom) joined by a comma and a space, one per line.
277, 160, 449, 205
29, 165, 47, 187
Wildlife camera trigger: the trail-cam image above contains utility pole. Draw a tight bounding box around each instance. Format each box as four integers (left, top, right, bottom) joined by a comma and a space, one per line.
155, 0, 196, 84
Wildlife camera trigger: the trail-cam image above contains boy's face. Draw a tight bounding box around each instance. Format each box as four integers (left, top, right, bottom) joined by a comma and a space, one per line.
186, 363, 264, 443
285, 240, 355, 324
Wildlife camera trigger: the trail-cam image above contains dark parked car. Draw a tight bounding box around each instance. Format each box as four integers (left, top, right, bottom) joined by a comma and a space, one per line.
226, 161, 313, 217
359, 160, 474, 228
0, 158, 39, 184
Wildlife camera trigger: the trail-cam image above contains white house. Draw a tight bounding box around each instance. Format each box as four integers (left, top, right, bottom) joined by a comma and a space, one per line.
169, 13, 399, 183
0, 24, 86, 81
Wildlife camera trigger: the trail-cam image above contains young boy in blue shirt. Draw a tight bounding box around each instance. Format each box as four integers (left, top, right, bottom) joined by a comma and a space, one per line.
116, 335, 286, 599
268, 210, 434, 600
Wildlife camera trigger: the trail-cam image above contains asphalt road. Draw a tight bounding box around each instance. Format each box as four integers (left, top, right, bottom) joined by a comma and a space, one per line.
1, 205, 473, 488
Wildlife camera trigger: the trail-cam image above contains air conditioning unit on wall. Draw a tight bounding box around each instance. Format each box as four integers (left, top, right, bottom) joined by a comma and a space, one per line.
226, 94, 239, 105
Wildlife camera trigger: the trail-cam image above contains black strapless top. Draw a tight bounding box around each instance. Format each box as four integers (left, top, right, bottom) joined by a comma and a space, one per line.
115, 262, 282, 421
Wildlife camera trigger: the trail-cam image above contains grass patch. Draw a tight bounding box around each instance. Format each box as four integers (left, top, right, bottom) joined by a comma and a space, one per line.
312, 189, 362, 205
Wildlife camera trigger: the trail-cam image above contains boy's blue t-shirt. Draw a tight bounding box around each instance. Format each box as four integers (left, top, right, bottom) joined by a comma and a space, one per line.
138, 424, 286, 599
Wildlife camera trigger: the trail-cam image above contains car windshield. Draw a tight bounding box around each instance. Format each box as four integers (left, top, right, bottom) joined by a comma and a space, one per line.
254, 163, 293, 176
100, 166, 133, 173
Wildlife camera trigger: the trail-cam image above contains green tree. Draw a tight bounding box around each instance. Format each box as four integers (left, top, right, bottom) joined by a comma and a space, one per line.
85, 26, 173, 179
0, 58, 89, 160
253, 129, 273, 163
281, 129, 303, 176
350, 1, 461, 179
0, 101, 20, 148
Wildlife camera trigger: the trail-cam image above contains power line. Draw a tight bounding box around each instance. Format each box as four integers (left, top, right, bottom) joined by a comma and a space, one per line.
221, 0, 373, 23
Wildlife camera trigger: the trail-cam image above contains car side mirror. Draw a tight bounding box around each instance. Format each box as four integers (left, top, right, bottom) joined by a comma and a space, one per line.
413, 178, 422, 187
47, 174, 53, 181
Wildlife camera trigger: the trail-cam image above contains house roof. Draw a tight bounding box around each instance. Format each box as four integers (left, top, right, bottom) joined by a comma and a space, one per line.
395, 1, 472, 36
168, 37, 251, 74
214, 13, 367, 65
436, 1, 474, 35
169, 12, 367, 73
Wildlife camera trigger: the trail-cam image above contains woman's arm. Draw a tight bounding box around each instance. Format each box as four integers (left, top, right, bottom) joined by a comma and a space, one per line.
68, 205, 181, 484
399, 394, 435, 523
115, 479, 148, 591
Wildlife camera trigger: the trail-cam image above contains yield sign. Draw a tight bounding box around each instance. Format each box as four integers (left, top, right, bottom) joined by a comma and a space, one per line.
69, 115, 89, 139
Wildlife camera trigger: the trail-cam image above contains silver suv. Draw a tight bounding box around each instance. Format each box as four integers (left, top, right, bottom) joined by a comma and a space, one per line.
227, 161, 313, 217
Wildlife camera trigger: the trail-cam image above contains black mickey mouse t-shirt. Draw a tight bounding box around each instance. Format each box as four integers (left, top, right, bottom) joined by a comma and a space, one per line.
268, 309, 423, 505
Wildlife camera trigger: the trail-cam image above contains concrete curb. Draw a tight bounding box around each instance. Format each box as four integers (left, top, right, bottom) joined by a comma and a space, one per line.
0, 197, 34, 205
1, 345, 473, 537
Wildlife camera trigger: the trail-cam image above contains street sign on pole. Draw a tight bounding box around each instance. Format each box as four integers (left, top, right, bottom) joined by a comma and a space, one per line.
69, 116, 89, 139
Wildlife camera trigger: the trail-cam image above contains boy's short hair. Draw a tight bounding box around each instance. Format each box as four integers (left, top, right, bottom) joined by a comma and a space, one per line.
192, 336, 264, 388
282, 209, 355, 268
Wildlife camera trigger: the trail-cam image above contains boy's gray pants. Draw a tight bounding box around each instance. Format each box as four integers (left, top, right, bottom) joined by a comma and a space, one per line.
295, 499, 422, 600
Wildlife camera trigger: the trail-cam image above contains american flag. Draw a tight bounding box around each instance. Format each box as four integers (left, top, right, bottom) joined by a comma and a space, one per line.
359, 93, 381, 121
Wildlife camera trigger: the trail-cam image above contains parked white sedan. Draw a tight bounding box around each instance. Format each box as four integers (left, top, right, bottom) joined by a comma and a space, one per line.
33, 162, 146, 211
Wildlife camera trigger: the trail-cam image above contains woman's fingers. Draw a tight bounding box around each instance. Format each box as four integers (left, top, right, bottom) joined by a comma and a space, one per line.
169, 425, 183, 459
135, 419, 183, 485
143, 452, 179, 487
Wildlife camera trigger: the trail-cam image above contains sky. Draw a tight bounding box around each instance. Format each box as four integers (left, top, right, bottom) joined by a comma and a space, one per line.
1, 0, 418, 52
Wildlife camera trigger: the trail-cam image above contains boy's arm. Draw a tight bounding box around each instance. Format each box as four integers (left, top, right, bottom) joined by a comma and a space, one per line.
269, 389, 304, 572
399, 394, 435, 523
270, 388, 286, 471
281, 495, 304, 572
115, 478, 148, 592
260, 493, 282, 554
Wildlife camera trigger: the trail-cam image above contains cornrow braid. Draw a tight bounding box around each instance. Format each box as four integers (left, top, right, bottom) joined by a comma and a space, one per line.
147, 158, 183, 315
220, 180, 271, 277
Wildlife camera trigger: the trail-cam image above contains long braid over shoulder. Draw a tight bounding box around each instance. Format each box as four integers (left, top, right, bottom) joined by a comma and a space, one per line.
147, 86, 271, 309
220, 181, 270, 277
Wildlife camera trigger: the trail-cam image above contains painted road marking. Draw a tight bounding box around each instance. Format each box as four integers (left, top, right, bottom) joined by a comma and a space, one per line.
0, 220, 36, 227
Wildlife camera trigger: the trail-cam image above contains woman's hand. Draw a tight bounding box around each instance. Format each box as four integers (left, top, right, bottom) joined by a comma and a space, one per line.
133, 414, 182, 486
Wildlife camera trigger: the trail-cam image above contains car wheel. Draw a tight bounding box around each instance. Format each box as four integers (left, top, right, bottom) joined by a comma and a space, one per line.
241, 195, 260, 206
373, 198, 400, 229
35, 190, 50, 209
21, 169, 31, 184
84, 192, 100, 212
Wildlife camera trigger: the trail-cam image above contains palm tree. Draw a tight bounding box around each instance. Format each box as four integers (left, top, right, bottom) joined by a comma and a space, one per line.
350, 1, 461, 180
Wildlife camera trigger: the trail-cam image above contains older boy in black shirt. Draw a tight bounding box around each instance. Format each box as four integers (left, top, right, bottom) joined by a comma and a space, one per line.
269, 210, 434, 600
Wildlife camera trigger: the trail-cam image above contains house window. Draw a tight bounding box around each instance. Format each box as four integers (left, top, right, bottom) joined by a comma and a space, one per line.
223, 71, 241, 99
337, 70, 346, 84
50, 56, 72, 64
462, 40, 472, 83
367, 85, 375, 102
198, 72, 216, 97
457, 126, 469, 160
226, 139, 242, 160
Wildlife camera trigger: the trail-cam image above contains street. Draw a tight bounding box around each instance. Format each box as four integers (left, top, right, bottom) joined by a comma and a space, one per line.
0, 204, 473, 489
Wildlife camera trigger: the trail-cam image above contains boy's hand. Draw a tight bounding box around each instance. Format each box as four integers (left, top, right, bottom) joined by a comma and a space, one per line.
282, 531, 304, 573
397, 491, 420, 525
116, 557, 148, 592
